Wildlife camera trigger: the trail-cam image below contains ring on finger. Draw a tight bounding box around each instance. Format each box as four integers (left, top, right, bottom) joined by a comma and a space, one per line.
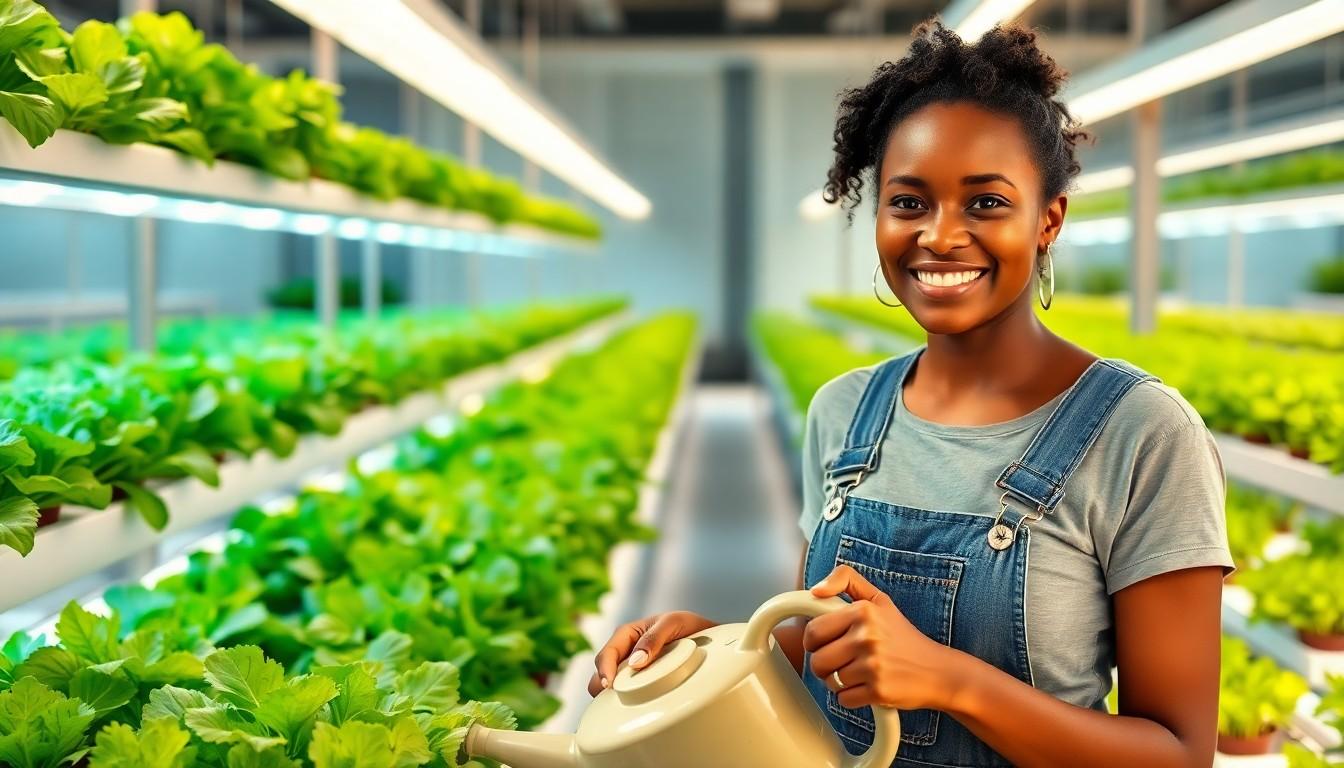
831, 669, 846, 690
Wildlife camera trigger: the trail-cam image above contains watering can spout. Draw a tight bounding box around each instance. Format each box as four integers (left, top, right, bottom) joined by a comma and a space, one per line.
464, 724, 581, 768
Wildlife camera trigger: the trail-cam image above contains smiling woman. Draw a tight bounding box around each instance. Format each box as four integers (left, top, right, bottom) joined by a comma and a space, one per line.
589, 15, 1235, 768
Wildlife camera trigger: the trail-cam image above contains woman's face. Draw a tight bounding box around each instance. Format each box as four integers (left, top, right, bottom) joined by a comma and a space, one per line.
875, 100, 1066, 335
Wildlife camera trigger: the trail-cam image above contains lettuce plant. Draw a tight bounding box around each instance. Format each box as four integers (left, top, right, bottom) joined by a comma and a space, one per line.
1218, 636, 1308, 739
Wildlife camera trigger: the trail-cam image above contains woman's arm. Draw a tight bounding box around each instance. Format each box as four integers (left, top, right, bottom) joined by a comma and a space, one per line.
807, 564, 1224, 768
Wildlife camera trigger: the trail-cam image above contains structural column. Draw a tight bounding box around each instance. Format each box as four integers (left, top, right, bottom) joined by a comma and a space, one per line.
312, 28, 341, 329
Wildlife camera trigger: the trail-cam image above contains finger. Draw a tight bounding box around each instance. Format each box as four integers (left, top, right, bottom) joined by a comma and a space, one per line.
801, 608, 859, 653
835, 683, 876, 710
810, 564, 890, 605
629, 615, 684, 669
594, 621, 647, 684
587, 671, 604, 697
808, 635, 860, 684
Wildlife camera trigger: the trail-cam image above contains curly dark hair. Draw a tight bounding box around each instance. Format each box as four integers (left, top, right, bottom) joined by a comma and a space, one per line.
823, 18, 1093, 221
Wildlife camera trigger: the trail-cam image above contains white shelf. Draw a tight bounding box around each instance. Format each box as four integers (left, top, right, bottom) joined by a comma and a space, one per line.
539, 332, 702, 736
1223, 585, 1344, 690
0, 123, 596, 254
0, 312, 629, 617
1215, 434, 1344, 516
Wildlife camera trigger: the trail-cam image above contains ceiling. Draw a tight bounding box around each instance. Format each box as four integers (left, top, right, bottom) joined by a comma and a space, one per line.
49, 0, 1236, 44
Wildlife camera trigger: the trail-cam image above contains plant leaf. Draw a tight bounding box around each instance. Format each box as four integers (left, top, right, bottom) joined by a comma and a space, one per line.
185, 705, 287, 752
56, 602, 121, 665
113, 481, 168, 530
69, 20, 126, 75
142, 685, 213, 722
254, 675, 338, 753
68, 668, 136, 719
203, 646, 284, 711
0, 89, 61, 147
42, 72, 107, 115
0, 495, 38, 556
391, 663, 458, 715
89, 717, 194, 768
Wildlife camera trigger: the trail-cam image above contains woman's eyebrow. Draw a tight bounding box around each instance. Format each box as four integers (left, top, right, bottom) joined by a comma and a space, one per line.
885, 173, 1017, 189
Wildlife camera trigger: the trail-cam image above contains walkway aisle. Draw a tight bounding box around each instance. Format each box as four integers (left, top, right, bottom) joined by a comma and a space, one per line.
542, 383, 804, 733
634, 384, 805, 621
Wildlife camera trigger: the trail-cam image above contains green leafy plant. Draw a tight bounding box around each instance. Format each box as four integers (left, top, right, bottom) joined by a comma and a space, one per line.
1218, 636, 1308, 740
265, 278, 404, 311
0, 1, 602, 240
0, 299, 626, 555
1310, 259, 1344, 295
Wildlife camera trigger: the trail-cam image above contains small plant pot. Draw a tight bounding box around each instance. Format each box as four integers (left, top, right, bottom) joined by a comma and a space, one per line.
1288, 446, 1312, 460
530, 671, 550, 688
1298, 630, 1344, 652
212, 452, 228, 464
111, 485, 128, 502
1242, 433, 1272, 445
1217, 729, 1277, 756
37, 506, 61, 528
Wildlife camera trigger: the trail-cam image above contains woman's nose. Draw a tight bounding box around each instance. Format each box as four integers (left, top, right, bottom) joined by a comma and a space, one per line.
915, 209, 972, 255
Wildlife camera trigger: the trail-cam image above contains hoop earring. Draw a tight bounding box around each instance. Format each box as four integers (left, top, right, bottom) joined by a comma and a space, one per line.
872, 262, 901, 308
1038, 245, 1055, 310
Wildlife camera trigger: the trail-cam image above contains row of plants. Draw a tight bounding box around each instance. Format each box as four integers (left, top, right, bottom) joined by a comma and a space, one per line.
0, 312, 698, 767
0, 1, 602, 239
1067, 145, 1344, 220
1241, 517, 1344, 652
809, 295, 1344, 473
0, 298, 626, 557
750, 313, 883, 421
1018, 295, 1344, 353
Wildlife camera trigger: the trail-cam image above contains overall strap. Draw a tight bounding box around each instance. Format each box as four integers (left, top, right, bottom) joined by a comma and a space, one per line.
826, 348, 923, 480
996, 358, 1158, 515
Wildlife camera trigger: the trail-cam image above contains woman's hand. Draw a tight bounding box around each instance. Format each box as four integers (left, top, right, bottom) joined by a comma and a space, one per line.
805, 564, 960, 712
588, 611, 719, 697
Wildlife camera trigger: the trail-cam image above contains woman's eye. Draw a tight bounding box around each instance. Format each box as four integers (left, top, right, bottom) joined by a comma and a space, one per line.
971, 196, 1007, 210
890, 197, 921, 210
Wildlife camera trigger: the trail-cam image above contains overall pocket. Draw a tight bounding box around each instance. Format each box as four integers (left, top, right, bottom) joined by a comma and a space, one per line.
829, 534, 964, 747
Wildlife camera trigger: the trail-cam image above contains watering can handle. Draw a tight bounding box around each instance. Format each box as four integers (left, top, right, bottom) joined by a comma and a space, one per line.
740, 590, 903, 768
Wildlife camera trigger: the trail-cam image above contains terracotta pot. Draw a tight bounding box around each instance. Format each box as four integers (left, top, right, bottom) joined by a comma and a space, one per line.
531, 671, 551, 688
1242, 433, 1272, 445
212, 452, 228, 464
1289, 446, 1312, 460
37, 506, 61, 528
111, 485, 128, 502
1217, 729, 1277, 756
1299, 630, 1344, 652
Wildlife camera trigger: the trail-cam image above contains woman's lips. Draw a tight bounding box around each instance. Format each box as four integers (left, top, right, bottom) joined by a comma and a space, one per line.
908, 268, 988, 300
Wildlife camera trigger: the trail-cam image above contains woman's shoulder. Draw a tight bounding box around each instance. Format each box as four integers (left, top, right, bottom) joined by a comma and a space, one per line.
807, 360, 887, 422
1098, 364, 1209, 447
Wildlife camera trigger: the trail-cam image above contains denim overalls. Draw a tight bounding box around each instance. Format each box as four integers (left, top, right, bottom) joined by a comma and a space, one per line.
803, 346, 1157, 768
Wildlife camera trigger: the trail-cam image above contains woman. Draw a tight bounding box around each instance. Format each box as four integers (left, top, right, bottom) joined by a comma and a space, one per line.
589, 18, 1234, 768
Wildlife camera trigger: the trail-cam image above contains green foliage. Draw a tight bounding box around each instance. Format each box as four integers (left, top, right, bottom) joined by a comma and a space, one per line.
1069, 146, 1344, 219
751, 313, 885, 418
0, 299, 626, 554
0, 2, 601, 240
1218, 636, 1308, 739
0, 314, 697, 767
265, 278, 404, 311
1243, 528, 1344, 636
1225, 483, 1301, 572
1310, 259, 1344, 295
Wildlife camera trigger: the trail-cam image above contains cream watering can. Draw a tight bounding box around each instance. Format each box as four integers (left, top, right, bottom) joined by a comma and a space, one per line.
464, 591, 902, 768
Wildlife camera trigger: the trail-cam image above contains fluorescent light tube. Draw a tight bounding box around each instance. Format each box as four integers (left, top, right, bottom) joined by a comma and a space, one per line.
1065, 0, 1344, 127
268, 0, 652, 221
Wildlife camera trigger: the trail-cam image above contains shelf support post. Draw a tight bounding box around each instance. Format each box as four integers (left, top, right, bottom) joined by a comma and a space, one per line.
362, 237, 381, 321
1126, 0, 1163, 334
312, 27, 340, 329
127, 217, 158, 351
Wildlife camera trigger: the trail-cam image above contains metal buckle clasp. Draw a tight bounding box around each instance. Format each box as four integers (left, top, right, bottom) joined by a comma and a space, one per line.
987, 491, 1046, 551
822, 470, 865, 522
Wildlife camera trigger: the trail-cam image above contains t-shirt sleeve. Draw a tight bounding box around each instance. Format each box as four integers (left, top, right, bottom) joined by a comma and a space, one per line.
1103, 420, 1236, 594
799, 401, 826, 543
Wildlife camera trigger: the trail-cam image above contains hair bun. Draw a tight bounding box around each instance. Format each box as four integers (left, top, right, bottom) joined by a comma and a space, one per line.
967, 23, 1067, 98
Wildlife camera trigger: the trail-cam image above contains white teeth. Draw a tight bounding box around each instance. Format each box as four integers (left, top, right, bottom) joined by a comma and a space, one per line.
915, 270, 983, 287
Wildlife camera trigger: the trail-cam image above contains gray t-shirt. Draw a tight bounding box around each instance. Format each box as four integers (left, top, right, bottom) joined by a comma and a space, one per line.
799, 360, 1235, 709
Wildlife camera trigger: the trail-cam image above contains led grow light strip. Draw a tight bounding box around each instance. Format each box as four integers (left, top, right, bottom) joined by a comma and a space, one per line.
269, 0, 651, 221
1076, 114, 1344, 195
1065, 0, 1344, 127
0, 179, 540, 257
